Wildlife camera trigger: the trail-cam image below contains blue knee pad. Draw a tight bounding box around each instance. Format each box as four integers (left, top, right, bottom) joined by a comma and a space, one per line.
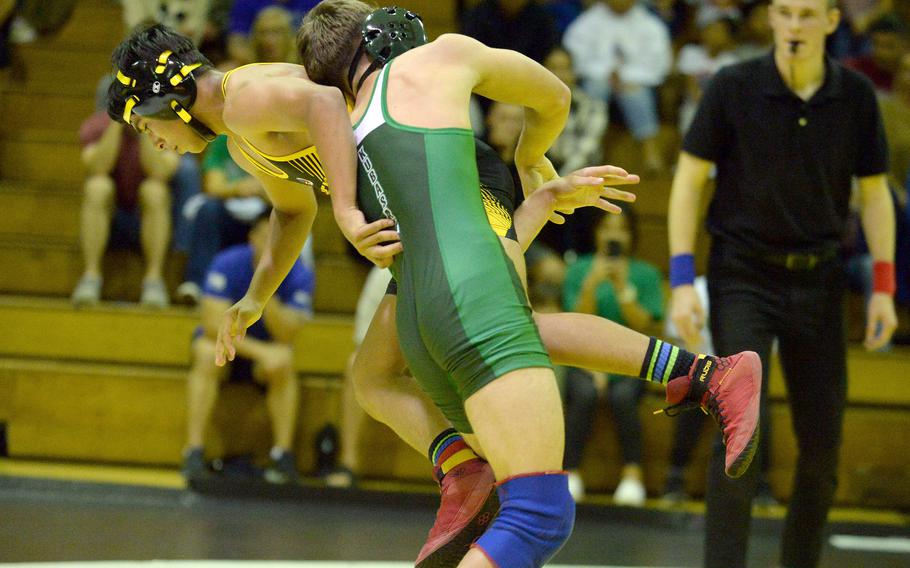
475, 472, 575, 568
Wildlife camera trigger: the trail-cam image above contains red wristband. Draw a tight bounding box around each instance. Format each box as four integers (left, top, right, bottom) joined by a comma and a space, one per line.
873, 261, 896, 296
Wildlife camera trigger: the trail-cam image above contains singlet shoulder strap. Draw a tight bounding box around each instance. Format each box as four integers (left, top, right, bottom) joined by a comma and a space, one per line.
353, 63, 392, 144
220, 63, 270, 99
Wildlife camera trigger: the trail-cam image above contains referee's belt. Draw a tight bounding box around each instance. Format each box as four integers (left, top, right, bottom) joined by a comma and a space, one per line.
760, 248, 837, 271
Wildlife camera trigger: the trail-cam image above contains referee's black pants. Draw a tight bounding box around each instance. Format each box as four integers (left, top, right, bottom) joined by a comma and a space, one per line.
704, 243, 847, 568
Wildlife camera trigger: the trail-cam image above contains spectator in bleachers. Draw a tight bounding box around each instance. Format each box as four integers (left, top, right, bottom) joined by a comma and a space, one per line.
183, 209, 314, 483
89, 68, 202, 302
175, 7, 297, 304
538, 46, 609, 254
461, 0, 559, 63
72, 112, 178, 308
176, 135, 268, 305
227, 0, 318, 65
734, 0, 774, 60
561, 205, 665, 506
249, 6, 297, 63
101, 17, 207, 266
544, 47, 608, 177
676, 15, 739, 133
845, 14, 909, 91
563, 0, 673, 174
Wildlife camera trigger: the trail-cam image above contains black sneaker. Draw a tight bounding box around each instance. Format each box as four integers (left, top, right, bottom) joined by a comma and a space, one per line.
265, 450, 299, 484
182, 447, 208, 481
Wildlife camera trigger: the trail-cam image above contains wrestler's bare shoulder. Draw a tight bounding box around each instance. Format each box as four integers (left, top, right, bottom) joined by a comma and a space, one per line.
222, 63, 317, 132
402, 33, 484, 64
391, 34, 484, 88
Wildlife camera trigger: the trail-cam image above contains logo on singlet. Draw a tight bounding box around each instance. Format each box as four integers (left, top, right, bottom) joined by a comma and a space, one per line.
152, 81, 161, 94
357, 146, 399, 226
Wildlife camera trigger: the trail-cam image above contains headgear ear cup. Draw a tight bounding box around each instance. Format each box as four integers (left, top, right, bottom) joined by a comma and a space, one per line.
115, 50, 215, 141
347, 6, 429, 94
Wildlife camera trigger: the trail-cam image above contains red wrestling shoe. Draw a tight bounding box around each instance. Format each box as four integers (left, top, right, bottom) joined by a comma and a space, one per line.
415, 459, 500, 568
662, 352, 762, 478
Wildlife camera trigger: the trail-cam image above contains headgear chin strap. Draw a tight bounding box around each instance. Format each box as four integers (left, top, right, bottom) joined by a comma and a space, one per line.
115, 50, 216, 142
347, 6, 428, 95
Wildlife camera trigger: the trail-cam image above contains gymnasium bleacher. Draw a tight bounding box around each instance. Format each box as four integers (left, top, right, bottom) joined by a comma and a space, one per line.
0, 0, 908, 512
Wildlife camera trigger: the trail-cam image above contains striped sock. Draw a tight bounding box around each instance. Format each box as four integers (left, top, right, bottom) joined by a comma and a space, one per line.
638, 337, 698, 384
428, 428, 481, 483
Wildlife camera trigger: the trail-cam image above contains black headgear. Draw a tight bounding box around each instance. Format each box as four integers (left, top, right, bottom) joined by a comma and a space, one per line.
347, 6, 427, 94
114, 49, 215, 141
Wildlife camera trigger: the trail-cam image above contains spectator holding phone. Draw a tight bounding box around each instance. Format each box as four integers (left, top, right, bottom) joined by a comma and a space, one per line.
561, 205, 665, 504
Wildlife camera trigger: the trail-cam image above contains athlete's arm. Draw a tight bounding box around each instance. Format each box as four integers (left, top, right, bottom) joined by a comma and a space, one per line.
226, 79, 359, 227
857, 173, 898, 350
667, 151, 713, 348
227, 77, 399, 267
513, 165, 639, 252
668, 151, 712, 257
214, 160, 316, 366
437, 34, 570, 194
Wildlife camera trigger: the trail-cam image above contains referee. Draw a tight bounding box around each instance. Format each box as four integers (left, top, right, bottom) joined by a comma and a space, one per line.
667, 0, 898, 566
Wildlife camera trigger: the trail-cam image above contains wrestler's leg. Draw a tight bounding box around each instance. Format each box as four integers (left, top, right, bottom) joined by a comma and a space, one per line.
350, 293, 453, 455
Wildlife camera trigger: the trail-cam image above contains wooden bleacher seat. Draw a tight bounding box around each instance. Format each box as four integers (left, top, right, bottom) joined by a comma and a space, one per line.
0, 357, 430, 481
0, 295, 353, 373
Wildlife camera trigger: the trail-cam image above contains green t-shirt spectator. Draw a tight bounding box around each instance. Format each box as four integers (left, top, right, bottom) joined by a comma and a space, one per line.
562, 255, 664, 326
202, 135, 249, 181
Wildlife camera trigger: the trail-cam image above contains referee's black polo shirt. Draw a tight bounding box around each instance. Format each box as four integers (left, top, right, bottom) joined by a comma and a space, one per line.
683, 51, 888, 255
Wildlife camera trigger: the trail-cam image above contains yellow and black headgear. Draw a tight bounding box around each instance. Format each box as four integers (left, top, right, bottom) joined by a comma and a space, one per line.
112, 49, 215, 141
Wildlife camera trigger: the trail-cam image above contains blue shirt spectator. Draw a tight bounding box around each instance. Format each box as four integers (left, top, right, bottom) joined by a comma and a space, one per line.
228, 0, 318, 35
203, 244, 314, 341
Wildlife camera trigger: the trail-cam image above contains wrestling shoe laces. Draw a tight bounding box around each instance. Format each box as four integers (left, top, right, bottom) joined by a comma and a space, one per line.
657, 352, 762, 478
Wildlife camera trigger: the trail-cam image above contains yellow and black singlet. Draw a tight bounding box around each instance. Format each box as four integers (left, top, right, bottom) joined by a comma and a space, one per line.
222, 64, 329, 194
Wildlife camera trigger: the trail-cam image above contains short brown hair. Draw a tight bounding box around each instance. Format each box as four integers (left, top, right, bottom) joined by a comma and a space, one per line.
298, 0, 375, 95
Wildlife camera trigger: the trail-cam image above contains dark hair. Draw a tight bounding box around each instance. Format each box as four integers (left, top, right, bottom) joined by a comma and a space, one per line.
297, 0, 375, 95
107, 23, 213, 123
